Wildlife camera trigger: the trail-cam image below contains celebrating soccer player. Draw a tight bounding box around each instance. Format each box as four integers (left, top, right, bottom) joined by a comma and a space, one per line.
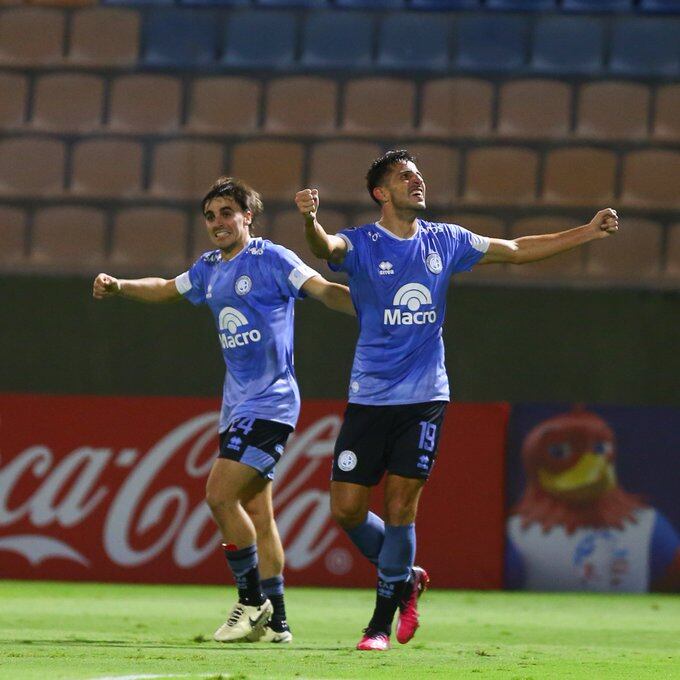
93, 177, 354, 644
295, 149, 619, 651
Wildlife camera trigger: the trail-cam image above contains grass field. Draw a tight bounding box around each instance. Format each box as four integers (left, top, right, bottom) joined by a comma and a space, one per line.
0, 581, 678, 680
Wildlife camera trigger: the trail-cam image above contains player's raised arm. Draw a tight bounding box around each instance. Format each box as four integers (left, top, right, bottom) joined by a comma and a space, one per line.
295, 188, 348, 265
300, 275, 355, 317
479, 208, 619, 265
92, 273, 182, 303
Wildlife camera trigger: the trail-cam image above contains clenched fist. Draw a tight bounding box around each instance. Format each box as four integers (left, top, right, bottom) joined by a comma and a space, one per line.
590, 208, 619, 238
295, 188, 319, 219
92, 273, 121, 299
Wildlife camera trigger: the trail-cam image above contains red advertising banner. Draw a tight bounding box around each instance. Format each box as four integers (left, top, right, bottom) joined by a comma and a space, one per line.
0, 394, 508, 589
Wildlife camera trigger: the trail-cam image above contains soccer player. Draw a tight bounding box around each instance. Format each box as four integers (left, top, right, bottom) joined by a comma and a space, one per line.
93, 177, 354, 644
295, 149, 619, 651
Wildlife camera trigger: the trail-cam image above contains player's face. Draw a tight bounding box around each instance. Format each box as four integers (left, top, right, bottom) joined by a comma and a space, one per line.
382, 161, 427, 212
203, 196, 252, 252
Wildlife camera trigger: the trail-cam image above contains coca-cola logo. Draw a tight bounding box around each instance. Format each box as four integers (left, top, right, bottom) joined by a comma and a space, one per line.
0, 411, 344, 574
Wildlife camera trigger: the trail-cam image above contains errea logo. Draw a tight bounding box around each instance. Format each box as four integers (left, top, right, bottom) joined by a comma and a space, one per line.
383, 283, 437, 326
218, 306, 262, 349
378, 261, 394, 276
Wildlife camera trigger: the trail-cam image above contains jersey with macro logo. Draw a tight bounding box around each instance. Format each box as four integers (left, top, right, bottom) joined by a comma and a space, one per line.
329, 220, 489, 405
175, 237, 318, 432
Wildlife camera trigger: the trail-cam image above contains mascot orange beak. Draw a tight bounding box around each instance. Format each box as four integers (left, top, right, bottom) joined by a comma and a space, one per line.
538, 453, 617, 505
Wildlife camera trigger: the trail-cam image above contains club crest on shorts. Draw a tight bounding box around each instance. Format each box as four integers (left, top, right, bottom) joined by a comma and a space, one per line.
338, 450, 358, 472
426, 252, 443, 274
235, 275, 252, 296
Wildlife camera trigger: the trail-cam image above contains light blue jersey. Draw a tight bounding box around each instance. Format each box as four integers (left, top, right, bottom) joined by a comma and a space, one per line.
330, 220, 489, 405
175, 237, 317, 432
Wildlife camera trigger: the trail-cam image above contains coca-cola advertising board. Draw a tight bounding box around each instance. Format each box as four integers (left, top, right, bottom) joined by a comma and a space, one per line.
0, 394, 508, 589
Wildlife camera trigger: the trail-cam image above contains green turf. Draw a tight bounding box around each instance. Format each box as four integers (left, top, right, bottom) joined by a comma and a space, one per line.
0, 581, 678, 679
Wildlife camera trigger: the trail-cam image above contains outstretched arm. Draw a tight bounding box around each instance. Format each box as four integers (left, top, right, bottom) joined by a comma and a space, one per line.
92, 273, 182, 303
479, 208, 619, 265
295, 188, 348, 265
301, 275, 355, 317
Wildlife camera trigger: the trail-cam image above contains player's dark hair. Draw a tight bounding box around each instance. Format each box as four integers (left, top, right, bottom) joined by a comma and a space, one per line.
366, 150, 416, 205
201, 177, 263, 234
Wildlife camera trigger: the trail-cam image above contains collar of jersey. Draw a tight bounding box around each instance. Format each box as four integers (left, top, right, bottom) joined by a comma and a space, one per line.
373, 220, 421, 241
219, 237, 253, 263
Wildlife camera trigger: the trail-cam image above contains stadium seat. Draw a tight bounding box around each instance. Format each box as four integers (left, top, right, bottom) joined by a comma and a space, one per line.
377, 13, 450, 71
665, 222, 680, 279
335, 0, 403, 6
509, 216, 585, 279
222, 10, 296, 68
542, 148, 617, 206
0, 73, 27, 128
264, 77, 337, 135
497, 79, 571, 139
0, 8, 64, 66
586, 217, 662, 280
71, 139, 142, 197
144, 9, 219, 66
31, 74, 104, 133
31, 207, 106, 271
150, 140, 225, 199
111, 208, 188, 273
562, 0, 632, 10
231, 140, 304, 200
190, 210, 272, 261
342, 78, 416, 136
0, 207, 27, 268
444, 213, 507, 278
187, 77, 261, 134
301, 12, 374, 68
410, 0, 480, 7
182, 0, 249, 5
531, 16, 604, 74
419, 78, 494, 138
621, 150, 680, 208
256, 0, 327, 6
405, 143, 459, 207
639, 0, 680, 13
68, 8, 140, 66
653, 85, 680, 140
609, 18, 680, 77
108, 75, 181, 133
454, 15, 529, 72
463, 147, 538, 205
0, 138, 65, 196
309, 141, 382, 204
575, 81, 649, 140
485, 0, 556, 9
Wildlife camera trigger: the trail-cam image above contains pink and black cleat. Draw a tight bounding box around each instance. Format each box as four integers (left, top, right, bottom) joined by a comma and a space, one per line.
356, 627, 391, 651
396, 565, 430, 645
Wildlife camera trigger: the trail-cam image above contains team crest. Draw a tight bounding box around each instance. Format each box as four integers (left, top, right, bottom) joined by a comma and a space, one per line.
338, 450, 358, 472
426, 252, 443, 274
235, 275, 252, 296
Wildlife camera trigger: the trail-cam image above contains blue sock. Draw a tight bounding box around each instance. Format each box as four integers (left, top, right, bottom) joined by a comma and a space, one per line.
345, 511, 385, 566
223, 543, 265, 606
261, 575, 288, 630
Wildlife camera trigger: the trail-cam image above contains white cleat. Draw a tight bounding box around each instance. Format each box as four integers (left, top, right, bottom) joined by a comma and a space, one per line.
213, 599, 273, 642
246, 622, 293, 644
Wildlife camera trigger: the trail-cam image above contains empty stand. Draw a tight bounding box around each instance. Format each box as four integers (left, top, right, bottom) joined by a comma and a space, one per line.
562, 0, 633, 10
190, 211, 271, 261
31, 207, 106, 270
32, 74, 104, 133
230, 140, 304, 201
222, 10, 296, 68
308, 141, 382, 205
531, 16, 604, 74
609, 18, 680, 77
111, 208, 188, 273
0, 206, 27, 268
144, 9, 218, 66
336, 0, 403, 6
621, 150, 680, 208
150, 140, 225, 199
419, 78, 494, 138
586, 217, 661, 279
0, 8, 64, 66
639, 0, 680, 14
665, 223, 680, 279
455, 15, 529, 72
187, 76, 261, 134
0, 73, 27, 128
377, 13, 450, 71
69, 8, 140, 66
264, 77, 337, 135
542, 148, 617, 206
342, 78, 415, 136
0, 138, 65, 196
576, 81, 649, 140
109, 75, 181, 133
301, 12, 374, 68
653, 85, 680, 141
463, 147, 538, 205
497, 79, 571, 139
405, 143, 459, 207
257, 0, 328, 5
486, 0, 556, 8
411, 1, 480, 7
71, 139, 142, 197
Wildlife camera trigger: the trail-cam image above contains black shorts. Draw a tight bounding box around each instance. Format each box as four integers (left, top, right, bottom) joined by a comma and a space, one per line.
332, 401, 448, 486
219, 417, 293, 481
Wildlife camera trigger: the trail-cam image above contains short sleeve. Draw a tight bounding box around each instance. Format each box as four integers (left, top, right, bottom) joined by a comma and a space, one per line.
175, 257, 209, 305
270, 244, 319, 299
328, 228, 358, 275
449, 224, 489, 273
